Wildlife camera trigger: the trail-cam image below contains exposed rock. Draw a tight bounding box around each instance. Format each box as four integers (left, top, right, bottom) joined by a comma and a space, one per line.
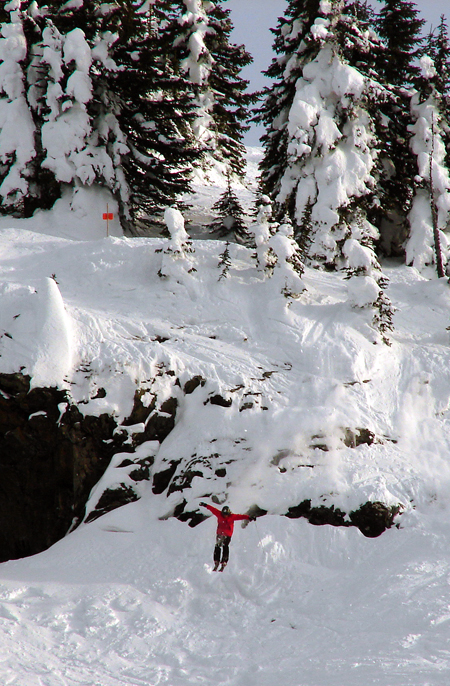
0, 373, 125, 561
183, 376, 206, 395
285, 499, 400, 537
85, 486, 139, 524
349, 501, 401, 538
145, 397, 178, 442
206, 394, 232, 407
247, 504, 268, 519
121, 388, 156, 426
177, 507, 208, 528
129, 457, 154, 482
286, 500, 347, 527
168, 468, 203, 494
343, 427, 375, 448
0, 371, 183, 560
0, 369, 402, 563
152, 460, 181, 495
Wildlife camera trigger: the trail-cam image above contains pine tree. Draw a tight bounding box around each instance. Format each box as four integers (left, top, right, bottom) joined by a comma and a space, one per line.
405, 55, 450, 276
217, 241, 232, 280
30, 1, 130, 219
268, 217, 305, 301
164, 0, 255, 178
426, 16, 450, 166
256, 0, 322, 211
374, 0, 426, 256
251, 195, 278, 275
258, 0, 395, 339
0, 1, 202, 231
343, 210, 394, 344
38, 25, 115, 189
46, 0, 201, 233
267, 3, 379, 266
376, 0, 425, 87
0, 2, 43, 215
105, 1, 201, 233
209, 172, 250, 243
158, 206, 196, 280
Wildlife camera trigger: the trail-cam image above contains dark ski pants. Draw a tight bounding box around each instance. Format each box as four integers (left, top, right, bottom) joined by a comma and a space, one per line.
214, 534, 231, 566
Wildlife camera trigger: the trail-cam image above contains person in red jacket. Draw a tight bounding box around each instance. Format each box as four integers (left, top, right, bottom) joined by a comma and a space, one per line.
200, 502, 253, 571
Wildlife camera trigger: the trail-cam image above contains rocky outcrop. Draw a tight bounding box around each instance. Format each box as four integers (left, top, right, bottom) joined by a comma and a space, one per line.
0, 370, 403, 563
0, 372, 180, 560
172, 498, 401, 537
285, 499, 402, 537
0, 373, 125, 561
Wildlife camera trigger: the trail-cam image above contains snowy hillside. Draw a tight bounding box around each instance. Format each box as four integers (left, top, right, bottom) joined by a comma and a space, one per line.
2, 149, 450, 683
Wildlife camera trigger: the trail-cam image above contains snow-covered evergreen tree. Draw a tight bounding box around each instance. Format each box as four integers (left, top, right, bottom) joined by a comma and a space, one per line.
106, 0, 201, 233
159, 206, 196, 280
426, 16, 450, 166
405, 55, 450, 276
268, 3, 379, 267
217, 241, 232, 280
256, 0, 323, 212
376, 0, 425, 87
164, 0, 254, 178
0, 1, 40, 215
268, 217, 306, 301
374, 0, 425, 256
343, 211, 394, 343
209, 173, 250, 243
257, 1, 393, 256
23, 0, 116, 214
38, 25, 117, 192
251, 195, 278, 275
0, 1, 202, 231
258, 1, 394, 339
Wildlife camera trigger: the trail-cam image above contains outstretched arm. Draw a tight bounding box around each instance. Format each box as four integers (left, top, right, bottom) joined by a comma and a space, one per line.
199, 502, 221, 518
233, 514, 251, 522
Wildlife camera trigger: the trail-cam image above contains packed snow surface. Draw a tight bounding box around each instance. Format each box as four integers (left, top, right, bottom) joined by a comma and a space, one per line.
1, 149, 450, 683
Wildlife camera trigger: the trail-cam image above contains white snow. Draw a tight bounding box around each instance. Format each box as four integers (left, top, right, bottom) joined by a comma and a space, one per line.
1, 148, 450, 683
406, 61, 450, 273
0, 12, 37, 204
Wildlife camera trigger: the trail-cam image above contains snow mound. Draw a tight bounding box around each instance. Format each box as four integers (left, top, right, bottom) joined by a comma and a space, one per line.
0, 269, 73, 387
31, 276, 73, 387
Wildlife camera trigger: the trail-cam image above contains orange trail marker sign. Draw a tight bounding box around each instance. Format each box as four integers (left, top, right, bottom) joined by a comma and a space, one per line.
102, 205, 114, 236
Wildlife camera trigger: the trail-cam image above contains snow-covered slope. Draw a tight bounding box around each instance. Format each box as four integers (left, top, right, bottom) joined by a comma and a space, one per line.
1, 501, 450, 685
2, 225, 450, 519
2, 149, 450, 683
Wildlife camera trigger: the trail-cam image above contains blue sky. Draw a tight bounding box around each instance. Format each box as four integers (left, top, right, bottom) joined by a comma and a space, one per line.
226, 0, 450, 144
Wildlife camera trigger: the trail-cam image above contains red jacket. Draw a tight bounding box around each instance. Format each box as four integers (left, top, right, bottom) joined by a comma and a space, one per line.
204, 504, 250, 537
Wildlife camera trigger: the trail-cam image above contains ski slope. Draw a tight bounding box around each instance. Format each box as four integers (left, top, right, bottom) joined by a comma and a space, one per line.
2, 149, 450, 683
1, 501, 450, 685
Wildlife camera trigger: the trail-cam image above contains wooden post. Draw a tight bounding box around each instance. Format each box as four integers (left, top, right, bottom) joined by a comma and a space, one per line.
102, 205, 114, 237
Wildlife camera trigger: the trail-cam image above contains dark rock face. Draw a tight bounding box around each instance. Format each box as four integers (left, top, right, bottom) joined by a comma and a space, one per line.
286, 499, 401, 537
85, 486, 139, 524
0, 373, 126, 562
0, 372, 183, 556
286, 501, 348, 527
349, 501, 402, 538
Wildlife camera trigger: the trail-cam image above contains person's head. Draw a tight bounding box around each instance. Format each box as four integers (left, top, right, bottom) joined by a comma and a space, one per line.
222, 505, 231, 517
